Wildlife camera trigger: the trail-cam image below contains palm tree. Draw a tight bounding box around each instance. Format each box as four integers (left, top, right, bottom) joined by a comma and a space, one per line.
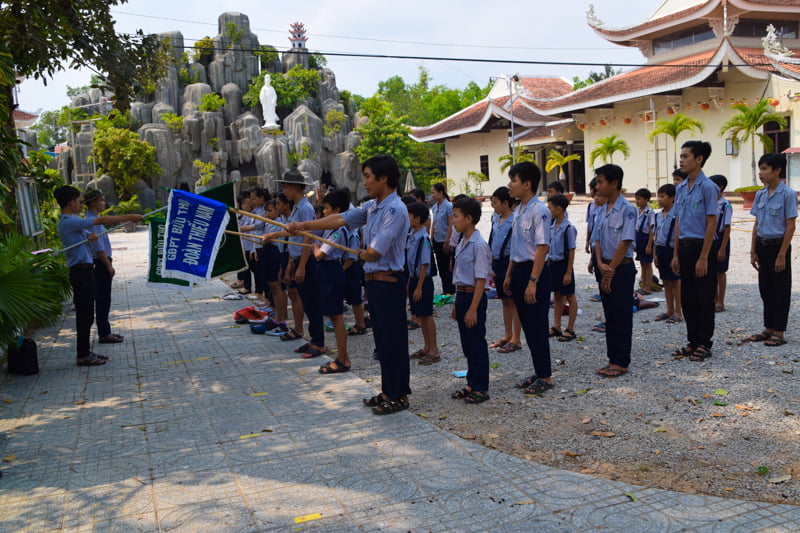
647, 112, 705, 169
589, 134, 630, 166
498, 146, 536, 174
545, 149, 582, 180
719, 99, 787, 185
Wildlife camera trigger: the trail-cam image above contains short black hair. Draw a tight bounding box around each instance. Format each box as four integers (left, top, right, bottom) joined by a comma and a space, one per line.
672, 169, 687, 180
548, 193, 569, 211
250, 186, 271, 201
634, 188, 651, 201
265, 199, 277, 210
708, 174, 728, 192
452, 193, 467, 203
547, 180, 565, 193
54, 185, 81, 208
410, 188, 426, 202
588, 177, 598, 192
276, 192, 293, 209
453, 196, 482, 224
758, 152, 786, 178
407, 201, 429, 223
401, 195, 416, 205
363, 154, 400, 189
594, 164, 624, 190
681, 140, 712, 167
323, 188, 350, 213
658, 183, 676, 197
508, 161, 542, 191
491, 186, 515, 207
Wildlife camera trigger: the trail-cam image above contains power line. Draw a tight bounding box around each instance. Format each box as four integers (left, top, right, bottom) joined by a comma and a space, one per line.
112, 10, 626, 52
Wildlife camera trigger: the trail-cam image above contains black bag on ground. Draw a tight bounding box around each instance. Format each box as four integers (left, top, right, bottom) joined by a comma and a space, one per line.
7, 338, 39, 375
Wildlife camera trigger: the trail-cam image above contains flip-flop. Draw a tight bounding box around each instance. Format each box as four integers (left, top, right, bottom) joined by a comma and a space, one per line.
596, 365, 628, 378
764, 335, 787, 347
744, 331, 770, 343
666, 315, 683, 324
98, 333, 124, 344
653, 313, 670, 321
302, 346, 327, 359
77, 354, 106, 366
319, 359, 350, 373
489, 339, 509, 349
409, 349, 426, 359
497, 342, 522, 353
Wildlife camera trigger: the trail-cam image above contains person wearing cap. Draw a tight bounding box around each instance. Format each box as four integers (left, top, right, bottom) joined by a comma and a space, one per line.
287, 155, 411, 415
264, 167, 326, 358
54, 185, 143, 366
83, 188, 124, 344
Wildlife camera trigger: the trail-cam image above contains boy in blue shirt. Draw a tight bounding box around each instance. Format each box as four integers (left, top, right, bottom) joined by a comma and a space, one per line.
708, 175, 732, 313
450, 197, 493, 403
745, 153, 797, 346
653, 184, 682, 323
315, 189, 352, 373
634, 188, 655, 295
547, 194, 578, 342
55, 186, 142, 366
671, 141, 719, 362
406, 202, 441, 366
591, 165, 637, 377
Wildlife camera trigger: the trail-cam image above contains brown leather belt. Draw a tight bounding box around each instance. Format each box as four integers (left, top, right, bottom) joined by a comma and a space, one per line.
364, 271, 400, 283
456, 286, 475, 293
602, 257, 633, 265
70, 263, 93, 270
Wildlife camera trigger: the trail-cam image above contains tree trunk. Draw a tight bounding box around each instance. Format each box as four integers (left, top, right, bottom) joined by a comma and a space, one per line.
750, 137, 757, 186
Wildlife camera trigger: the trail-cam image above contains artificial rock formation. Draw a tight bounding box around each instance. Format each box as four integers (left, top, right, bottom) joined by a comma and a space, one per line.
60, 12, 361, 207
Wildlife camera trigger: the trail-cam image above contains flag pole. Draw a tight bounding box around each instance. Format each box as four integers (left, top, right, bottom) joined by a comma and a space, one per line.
224, 230, 312, 248
52, 206, 168, 256
229, 207, 358, 255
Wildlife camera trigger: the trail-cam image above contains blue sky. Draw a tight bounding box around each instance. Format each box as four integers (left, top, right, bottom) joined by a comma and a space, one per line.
18, 0, 658, 113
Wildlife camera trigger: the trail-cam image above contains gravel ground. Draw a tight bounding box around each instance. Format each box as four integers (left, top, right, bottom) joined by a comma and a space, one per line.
325, 199, 800, 505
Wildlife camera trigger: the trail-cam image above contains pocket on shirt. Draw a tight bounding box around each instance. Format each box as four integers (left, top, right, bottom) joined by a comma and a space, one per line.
608, 212, 624, 232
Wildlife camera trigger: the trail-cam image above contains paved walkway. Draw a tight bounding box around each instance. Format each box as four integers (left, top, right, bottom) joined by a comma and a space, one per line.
1, 229, 798, 532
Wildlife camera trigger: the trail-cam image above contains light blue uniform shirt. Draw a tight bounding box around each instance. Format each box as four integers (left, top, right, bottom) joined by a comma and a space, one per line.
406, 227, 432, 278
452, 230, 492, 286
288, 197, 315, 259
715, 197, 732, 237
674, 172, 719, 240
319, 227, 347, 261
654, 208, 677, 248
489, 212, 514, 260
344, 229, 360, 262
548, 219, 577, 262
58, 214, 94, 267
751, 181, 798, 238
431, 199, 452, 243
636, 206, 654, 235
591, 194, 637, 261
84, 210, 111, 259
341, 193, 410, 273
251, 205, 266, 249
509, 196, 551, 263
265, 217, 286, 252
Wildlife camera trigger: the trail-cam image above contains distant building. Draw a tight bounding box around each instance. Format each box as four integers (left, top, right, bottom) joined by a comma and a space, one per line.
410, 0, 800, 194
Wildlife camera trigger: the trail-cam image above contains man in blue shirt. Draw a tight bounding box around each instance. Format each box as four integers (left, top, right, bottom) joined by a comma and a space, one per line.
55, 186, 142, 366
590, 165, 637, 377
670, 141, 719, 362
288, 155, 411, 415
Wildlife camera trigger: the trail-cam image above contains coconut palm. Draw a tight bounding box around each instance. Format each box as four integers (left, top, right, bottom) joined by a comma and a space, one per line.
719, 99, 787, 185
545, 149, 582, 180
589, 134, 630, 166
498, 146, 537, 174
647, 112, 705, 169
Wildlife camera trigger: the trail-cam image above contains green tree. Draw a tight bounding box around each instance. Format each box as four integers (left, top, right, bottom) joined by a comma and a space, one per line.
91, 112, 161, 200
243, 66, 321, 116
647, 112, 705, 169
498, 146, 537, 174
30, 109, 69, 149
545, 149, 582, 180
192, 36, 215, 66
354, 96, 414, 171
323, 109, 347, 137
198, 93, 225, 112
308, 51, 327, 70
718, 99, 787, 185
589, 134, 630, 166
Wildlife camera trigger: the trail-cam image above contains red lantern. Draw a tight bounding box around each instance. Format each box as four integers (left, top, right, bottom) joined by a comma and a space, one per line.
769, 98, 780, 107
667, 106, 675, 115
623, 117, 632, 125
578, 123, 586, 130
700, 102, 710, 111
599, 119, 608, 127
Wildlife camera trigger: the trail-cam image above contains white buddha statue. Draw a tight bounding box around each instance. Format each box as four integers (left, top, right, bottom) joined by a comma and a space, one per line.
260, 74, 280, 129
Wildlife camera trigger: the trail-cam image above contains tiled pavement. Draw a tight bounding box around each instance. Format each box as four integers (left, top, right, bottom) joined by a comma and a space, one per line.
1, 229, 799, 532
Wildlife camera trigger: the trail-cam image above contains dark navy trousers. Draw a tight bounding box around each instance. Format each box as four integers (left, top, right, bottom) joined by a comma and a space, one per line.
367, 273, 410, 400
93, 258, 112, 338
510, 262, 552, 379
678, 239, 717, 349
69, 265, 95, 359
598, 260, 635, 368
455, 291, 489, 392
295, 256, 324, 347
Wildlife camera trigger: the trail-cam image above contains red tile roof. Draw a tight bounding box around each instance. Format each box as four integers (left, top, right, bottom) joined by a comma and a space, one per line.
517, 78, 573, 99
13, 109, 38, 122
591, 1, 713, 40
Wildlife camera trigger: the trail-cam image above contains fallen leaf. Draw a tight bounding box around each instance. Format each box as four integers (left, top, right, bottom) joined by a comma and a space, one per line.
489, 363, 499, 369
623, 492, 638, 502
713, 401, 728, 406
480, 434, 495, 447
734, 404, 758, 410
574, 389, 590, 395
784, 411, 795, 416
512, 500, 536, 505
768, 474, 792, 484
563, 451, 580, 457
581, 417, 592, 424
248, 392, 268, 396
299, 369, 307, 376
590, 431, 616, 437
654, 428, 667, 433
714, 388, 728, 396
3, 399, 11, 404
710, 412, 725, 417
261, 429, 273, 433
439, 415, 447, 420
417, 413, 428, 418
3, 454, 15, 462
139, 426, 147, 431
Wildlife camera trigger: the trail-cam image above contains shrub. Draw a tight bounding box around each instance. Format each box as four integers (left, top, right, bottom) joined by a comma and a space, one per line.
160, 112, 184, 133
198, 93, 225, 112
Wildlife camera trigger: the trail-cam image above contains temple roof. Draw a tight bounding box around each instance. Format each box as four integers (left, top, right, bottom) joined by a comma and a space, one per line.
13, 109, 39, 128
588, 0, 800, 43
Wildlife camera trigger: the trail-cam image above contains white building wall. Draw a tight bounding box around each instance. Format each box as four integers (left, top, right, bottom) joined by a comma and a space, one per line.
443, 129, 510, 196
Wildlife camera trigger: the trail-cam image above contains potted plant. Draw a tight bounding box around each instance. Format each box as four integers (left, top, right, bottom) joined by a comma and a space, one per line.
734, 185, 761, 210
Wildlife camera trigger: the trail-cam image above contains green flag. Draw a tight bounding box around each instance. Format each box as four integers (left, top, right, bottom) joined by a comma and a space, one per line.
148, 214, 190, 287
